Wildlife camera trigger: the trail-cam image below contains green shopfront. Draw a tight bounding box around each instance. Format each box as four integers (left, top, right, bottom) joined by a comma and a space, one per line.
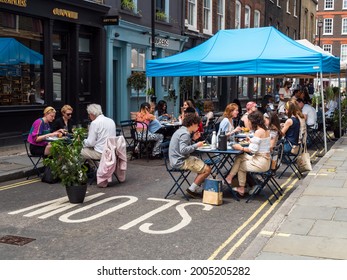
0, 0, 109, 145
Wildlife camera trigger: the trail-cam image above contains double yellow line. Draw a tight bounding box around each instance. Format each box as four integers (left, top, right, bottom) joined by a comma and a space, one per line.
0, 178, 41, 191
209, 151, 317, 260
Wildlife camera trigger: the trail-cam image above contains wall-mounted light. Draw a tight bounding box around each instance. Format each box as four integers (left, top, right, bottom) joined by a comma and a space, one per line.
114, 32, 120, 38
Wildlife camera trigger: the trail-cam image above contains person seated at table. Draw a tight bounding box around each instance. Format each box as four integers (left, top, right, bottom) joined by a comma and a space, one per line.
202, 100, 214, 127
296, 98, 317, 128
264, 111, 283, 151
135, 102, 164, 159
27, 106, 66, 156
50, 104, 74, 134
155, 100, 171, 121
278, 80, 292, 113
169, 113, 211, 198
178, 100, 195, 122
217, 103, 242, 139
281, 101, 301, 154
225, 111, 271, 196
239, 101, 258, 130
81, 104, 116, 161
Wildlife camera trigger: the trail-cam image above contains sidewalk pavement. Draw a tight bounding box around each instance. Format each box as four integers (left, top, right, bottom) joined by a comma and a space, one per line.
1, 137, 347, 259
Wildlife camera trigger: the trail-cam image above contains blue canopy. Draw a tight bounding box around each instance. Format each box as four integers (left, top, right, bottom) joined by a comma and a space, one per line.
146, 27, 340, 77
0, 38, 43, 65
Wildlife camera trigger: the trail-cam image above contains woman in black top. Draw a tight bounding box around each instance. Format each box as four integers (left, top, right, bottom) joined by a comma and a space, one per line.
51, 104, 74, 133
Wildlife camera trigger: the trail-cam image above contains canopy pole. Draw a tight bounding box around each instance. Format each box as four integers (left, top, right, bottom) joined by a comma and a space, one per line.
338, 73, 342, 138
320, 71, 328, 154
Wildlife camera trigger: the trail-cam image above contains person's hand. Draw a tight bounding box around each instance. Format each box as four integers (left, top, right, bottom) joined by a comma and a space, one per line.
234, 126, 242, 133
197, 141, 205, 148
232, 143, 242, 151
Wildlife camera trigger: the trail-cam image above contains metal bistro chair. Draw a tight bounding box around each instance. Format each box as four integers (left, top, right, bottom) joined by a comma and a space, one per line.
120, 120, 134, 150
22, 132, 42, 179
160, 141, 191, 201
131, 121, 156, 161
247, 142, 284, 205
278, 140, 303, 180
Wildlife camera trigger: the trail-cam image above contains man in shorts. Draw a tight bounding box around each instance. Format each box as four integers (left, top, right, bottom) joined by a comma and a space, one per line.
169, 113, 211, 198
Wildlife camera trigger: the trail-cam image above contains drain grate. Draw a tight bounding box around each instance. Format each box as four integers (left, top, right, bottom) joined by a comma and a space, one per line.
0, 235, 36, 246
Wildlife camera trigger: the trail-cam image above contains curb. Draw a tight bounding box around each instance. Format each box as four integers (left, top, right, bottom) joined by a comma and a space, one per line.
239, 137, 344, 259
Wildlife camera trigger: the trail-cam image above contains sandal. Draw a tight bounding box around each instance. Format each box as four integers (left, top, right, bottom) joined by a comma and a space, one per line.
232, 187, 245, 197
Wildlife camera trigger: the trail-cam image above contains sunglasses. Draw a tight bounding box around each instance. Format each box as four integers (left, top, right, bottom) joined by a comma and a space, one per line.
66, 113, 72, 116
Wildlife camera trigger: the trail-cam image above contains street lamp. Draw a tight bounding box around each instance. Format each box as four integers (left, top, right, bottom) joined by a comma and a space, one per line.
318, 20, 323, 47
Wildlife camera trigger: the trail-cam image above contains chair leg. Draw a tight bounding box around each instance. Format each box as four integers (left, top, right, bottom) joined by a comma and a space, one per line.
27, 157, 42, 180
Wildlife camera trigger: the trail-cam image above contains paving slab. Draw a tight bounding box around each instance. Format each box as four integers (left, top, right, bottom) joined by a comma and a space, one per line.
277, 218, 315, 235
288, 205, 336, 220
309, 220, 347, 238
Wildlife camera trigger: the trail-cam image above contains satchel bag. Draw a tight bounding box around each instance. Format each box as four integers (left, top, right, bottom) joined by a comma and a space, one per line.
41, 166, 59, 184
296, 144, 312, 173
286, 139, 299, 154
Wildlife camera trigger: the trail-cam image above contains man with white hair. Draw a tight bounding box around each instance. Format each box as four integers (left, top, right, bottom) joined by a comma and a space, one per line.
81, 103, 116, 160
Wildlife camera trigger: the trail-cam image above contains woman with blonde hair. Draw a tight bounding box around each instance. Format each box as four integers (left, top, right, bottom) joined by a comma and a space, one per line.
51, 104, 74, 133
27, 106, 65, 156
217, 103, 242, 139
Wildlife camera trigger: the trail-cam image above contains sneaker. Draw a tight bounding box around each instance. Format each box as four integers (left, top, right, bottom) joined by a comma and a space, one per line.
186, 189, 200, 199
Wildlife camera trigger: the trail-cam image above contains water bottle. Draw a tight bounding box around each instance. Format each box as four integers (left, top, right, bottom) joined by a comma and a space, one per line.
218, 131, 227, 151
211, 131, 217, 149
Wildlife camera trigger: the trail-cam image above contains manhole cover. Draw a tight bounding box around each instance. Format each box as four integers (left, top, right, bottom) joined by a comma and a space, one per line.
0, 235, 36, 246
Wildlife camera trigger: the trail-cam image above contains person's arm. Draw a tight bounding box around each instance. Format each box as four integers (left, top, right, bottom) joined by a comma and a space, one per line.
281, 118, 293, 135
83, 122, 97, 147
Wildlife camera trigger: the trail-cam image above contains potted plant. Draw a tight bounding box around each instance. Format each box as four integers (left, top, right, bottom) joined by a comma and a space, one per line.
332, 97, 347, 138
121, 0, 135, 11
127, 71, 146, 108
156, 11, 167, 21
43, 127, 88, 203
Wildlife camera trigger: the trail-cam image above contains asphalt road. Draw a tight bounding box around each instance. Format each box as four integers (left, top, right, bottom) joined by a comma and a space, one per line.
0, 147, 325, 260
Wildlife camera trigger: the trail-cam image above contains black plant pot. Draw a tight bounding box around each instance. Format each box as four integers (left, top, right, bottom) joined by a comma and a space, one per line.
333, 128, 345, 139
65, 184, 87, 203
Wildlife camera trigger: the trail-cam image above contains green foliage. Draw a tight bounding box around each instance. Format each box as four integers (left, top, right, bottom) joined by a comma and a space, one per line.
145, 87, 155, 96
127, 71, 146, 92
43, 128, 88, 187
332, 97, 347, 131
325, 86, 335, 101
156, 11, 167, 21
121, 0, 135, 11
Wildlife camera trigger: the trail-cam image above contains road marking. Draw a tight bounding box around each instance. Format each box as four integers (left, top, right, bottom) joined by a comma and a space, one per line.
207, 175, 294, 260
221, 178, 298, 260
0, 178, 41, 191
209, 151, 317, 260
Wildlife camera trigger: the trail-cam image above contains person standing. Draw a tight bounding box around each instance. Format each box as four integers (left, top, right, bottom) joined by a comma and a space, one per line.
169, 113, 211, 198
81, 104, 116, 160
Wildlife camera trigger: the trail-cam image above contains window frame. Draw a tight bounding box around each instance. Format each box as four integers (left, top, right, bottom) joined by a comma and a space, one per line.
203, 0, 212, 34
235, 1, 241, 29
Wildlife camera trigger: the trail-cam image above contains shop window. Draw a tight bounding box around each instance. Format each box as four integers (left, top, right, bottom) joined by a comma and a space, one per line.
0, 11, 43, 107
238, 77, 248, 99
130, 47, 146, 96
79, 37, 90, 53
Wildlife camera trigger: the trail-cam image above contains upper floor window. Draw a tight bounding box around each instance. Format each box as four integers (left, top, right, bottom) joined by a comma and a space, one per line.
343, 0, 347, 9
293, 0, 297, 17
235, 1, 241, 29
203, 0, 212, 33
341, 44, 347, 62
156, 0, 169, 22
324, 0, 334, 10
286, 1, 290, 14
121, 0, 138, 13
254, 10, 260, 28
187, 0, 197, 29
277, 0, 281, 7
323, 44, 332, 54
323, 18, 333, 34
245, 5, 251, 28
342, 18, 347, 34
217, 0, 225, 30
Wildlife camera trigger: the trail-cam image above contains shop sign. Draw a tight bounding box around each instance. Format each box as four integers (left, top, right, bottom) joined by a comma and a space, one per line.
150, 37, 169, 48
0, 0, 27, 7
102, 15, 119, 25
52, 8, 78, 20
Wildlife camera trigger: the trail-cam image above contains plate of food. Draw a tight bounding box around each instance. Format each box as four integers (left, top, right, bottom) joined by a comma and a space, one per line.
198, 143, 213, 150
239, 140, 250, 147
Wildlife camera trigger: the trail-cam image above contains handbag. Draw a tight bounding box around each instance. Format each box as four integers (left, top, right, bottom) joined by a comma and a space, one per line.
296, 143, 312, 173
287, 139, 299, 154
